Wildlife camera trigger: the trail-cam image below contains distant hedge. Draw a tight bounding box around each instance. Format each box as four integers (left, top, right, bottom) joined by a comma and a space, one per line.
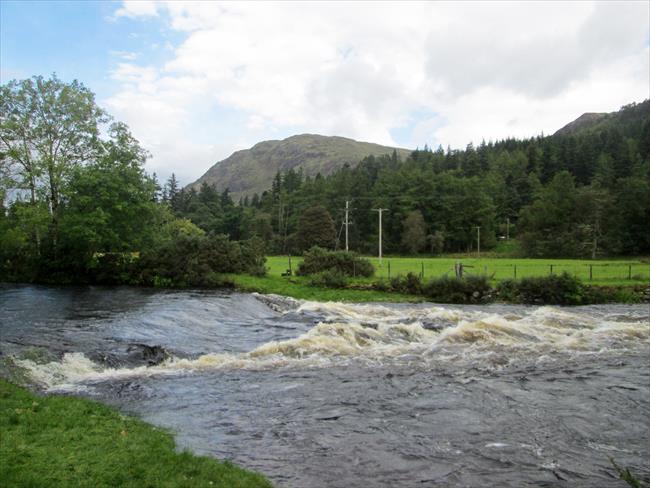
369, 271, 635, 305
497, 272, 597, 305
297, 247, 375, 277
495, 272, 640, 304
387, 273, 492, 303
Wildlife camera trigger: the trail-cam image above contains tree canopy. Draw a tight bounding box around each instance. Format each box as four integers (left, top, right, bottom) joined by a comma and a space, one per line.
0, 74, 265, 285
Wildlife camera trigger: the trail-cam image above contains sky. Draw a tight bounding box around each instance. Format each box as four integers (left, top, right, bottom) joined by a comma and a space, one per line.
1, 1, 649, 185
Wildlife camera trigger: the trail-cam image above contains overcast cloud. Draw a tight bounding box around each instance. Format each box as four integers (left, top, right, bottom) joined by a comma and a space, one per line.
107, 0, 650, 184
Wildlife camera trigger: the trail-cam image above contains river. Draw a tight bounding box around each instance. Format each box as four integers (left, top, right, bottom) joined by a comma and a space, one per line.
1, 284, 648, 487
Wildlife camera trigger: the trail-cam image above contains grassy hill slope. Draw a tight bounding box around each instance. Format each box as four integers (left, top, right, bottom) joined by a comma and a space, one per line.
189, 134, 411, 199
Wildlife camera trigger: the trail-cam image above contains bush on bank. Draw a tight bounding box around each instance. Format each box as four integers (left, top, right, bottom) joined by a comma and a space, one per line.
497, 273, 583, 305
329, 270, 641, 305
296, 247, 375, 277
423, 275, 492, 303
137, 234, 266, 287
309, 269, 349, 288
497, 272, 607, 305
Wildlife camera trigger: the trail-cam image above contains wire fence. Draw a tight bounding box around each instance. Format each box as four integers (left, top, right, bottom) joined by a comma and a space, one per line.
267, 257, 650, 283
369, 261, 650, 283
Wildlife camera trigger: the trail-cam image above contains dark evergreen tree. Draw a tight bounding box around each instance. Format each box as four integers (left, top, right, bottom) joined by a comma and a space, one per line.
296, 205, 336, 251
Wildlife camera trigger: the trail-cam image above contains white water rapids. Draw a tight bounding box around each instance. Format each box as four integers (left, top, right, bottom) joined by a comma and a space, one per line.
1, 285, 648, 487
13, 299, 649, 393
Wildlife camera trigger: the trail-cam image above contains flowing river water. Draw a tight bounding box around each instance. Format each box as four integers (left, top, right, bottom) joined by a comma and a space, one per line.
1, 284, 649, 487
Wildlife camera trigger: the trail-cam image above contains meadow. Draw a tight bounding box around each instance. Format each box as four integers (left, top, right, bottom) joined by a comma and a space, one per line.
223, 255, 649, 303
266, 255, 650, 286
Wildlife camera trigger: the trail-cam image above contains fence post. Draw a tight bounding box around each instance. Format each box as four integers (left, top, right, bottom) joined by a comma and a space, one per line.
388, 261, 391, 280
288, 256, 292, 275
421, 261, 424, 280
589, 264, 593, 281
550, 264, 553, 275
514, 264, 517, 279
353, 261, 356, 277
628, 264, 632, 280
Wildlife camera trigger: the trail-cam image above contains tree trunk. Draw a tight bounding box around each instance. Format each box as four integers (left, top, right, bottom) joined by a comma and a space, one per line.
28, 175, 41, 255
48, 165, 59, 250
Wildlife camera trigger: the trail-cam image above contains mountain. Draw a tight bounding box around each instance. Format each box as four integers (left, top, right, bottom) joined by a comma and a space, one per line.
189, 134, 411, 198
553, 100, 649, 137
554, 112, 608, 136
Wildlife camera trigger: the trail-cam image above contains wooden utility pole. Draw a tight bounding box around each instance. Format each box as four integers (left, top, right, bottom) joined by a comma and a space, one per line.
372, 208, 388, 265
476, 226, 481, 258
344, 200, 350, 252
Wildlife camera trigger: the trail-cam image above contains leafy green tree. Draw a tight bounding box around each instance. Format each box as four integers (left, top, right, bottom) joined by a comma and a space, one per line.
57, 123, 160, 272
0, 201, 49, 279
0, 75, 108, 244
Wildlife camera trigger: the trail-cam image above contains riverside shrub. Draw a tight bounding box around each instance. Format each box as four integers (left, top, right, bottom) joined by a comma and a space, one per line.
297, 247, 374, 277
137, 234, 266, 287
390, 273, 423, 295
384, 273, 491, 303
309, 269, 349, 288
422, 275, 492, 303
497, 272, 586, 305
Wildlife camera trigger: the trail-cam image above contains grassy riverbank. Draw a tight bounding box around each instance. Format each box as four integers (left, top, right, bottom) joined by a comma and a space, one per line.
229, 273, 420, 302
0, 380, 272, 487
226, 255, 648, 303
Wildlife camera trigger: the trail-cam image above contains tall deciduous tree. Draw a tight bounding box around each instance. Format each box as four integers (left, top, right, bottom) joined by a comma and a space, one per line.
0, 74, 108, 243
59, 122, 159, 262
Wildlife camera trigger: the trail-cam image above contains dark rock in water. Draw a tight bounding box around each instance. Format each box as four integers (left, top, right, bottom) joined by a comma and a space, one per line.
421, 321, 447, 331
126, 344, 169, 366
89, 344, 170, 368
360, 322, 378, 330
253, 293, 300, 313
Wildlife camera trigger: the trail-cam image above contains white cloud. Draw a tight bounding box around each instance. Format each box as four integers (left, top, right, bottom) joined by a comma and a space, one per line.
114, 0, 159, 18
107, 1, 650, 184
109, 50, 139, 61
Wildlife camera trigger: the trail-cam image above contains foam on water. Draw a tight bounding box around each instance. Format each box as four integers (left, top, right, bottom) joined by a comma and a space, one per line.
14, 300, 649, 391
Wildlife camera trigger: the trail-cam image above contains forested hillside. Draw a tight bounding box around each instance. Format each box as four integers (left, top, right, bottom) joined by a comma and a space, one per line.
167, 100, 650, 258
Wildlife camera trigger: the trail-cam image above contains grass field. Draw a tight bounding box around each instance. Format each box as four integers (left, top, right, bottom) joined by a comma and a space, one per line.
0, 379, 272, 487
266, 256, 650, 286
225, 255, 648, 303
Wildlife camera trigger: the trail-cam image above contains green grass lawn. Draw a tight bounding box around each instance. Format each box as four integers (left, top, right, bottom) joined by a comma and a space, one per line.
228, 273, 419, 302
0, 380, 272, 488
265, 255, 650, 286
